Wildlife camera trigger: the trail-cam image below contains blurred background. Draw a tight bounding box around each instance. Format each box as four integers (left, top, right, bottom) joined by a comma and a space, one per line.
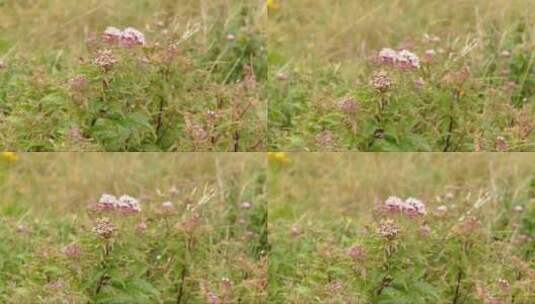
0, 152, 265, 217
269, 153, 535, 222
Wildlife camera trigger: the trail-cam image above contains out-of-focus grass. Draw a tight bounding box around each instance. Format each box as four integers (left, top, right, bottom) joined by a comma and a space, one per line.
268, 0, 535, 151
268, 153, 535, 303
0, 153, 267, 303
0, 0, 267, 151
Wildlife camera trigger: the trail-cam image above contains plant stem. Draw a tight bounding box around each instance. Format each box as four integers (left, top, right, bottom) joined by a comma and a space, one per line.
452, 269, 463, 304
95, 241, 112, 295
175, 265, 188, 304
443, 89, 460, 152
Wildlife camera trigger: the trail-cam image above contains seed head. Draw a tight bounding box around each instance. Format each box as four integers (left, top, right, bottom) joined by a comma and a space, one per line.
377, 219, 400, 240
93, 49, 117, 71
92, 217, 117, 239
371, 71, 392, 92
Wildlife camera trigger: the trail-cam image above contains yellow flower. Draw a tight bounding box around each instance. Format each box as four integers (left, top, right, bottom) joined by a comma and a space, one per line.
1, 152, 18, 162
268, 152, 290, 165
267, 0, 280, 11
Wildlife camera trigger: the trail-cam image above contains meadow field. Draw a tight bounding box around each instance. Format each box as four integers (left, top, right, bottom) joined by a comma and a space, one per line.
0, 153, 267, 303
268, 0, 535, 151
0, 0, 266, 151
269, 153, 535, 303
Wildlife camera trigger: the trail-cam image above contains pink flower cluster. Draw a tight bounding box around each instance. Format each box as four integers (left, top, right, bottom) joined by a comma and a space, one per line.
384, 196, 427, 216
378, 48, 420, 69
102, 26, 146, 48
91, 193, 142, 214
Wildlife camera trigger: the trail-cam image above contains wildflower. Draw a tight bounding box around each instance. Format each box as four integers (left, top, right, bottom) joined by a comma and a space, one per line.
267, 152, 290, 165
120, 27, 146, 47
338, 98, 360, 114
383, 196, 426, 217
240, 201, 252, 209
384, 196, 404, 212
377, 219, 400, 240
371, 71, 392, 92
63, 243, 81, 258
92, 217, 117, 239
117, 195, 141, 213
97, 193, 118, 210
1, 152, 19, 162
347, 245, 365, 260
0, 60, 6, 69
93, 49, 117, 71
378, 48, 398, 65
377, 48, 420, 69
495, 136, 508, 152
93, 193, 141, 214
397, 49, 420, 69
404, 197, 427, 216
226, 34, 236, 41
102, 26, 146, 47
102, 26, 123, 44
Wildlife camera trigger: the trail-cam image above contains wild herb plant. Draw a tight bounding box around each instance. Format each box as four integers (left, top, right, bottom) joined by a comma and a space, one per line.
0, 0, 266, 151
268, 153, 535, 303
268, 0, 535, 151
0, 153, 267, 303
